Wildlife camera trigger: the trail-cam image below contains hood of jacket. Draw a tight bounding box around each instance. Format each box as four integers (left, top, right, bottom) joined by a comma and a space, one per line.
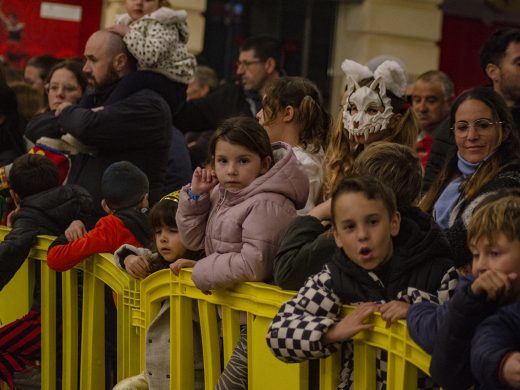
390, 206, 453, 278
214, 142, 309, 210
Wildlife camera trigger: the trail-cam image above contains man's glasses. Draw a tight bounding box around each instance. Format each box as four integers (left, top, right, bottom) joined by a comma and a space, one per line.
451, 119, 503, 137
45, 83, 79, 94
236, 59, 264, 68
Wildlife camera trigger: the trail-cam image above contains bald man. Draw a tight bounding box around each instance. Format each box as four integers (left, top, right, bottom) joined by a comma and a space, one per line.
55, 31, 174, 219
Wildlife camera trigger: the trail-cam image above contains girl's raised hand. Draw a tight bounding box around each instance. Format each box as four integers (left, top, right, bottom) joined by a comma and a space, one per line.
191, 167, 218, 194
170, 259, 197, 275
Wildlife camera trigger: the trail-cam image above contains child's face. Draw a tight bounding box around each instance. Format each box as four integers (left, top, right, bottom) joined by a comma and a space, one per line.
333, 192, 400, 270
155, 225, 186, 262
471, 233, 520, 297
126, 0, 161, 21
213, 140, 270, 192
256, 104, 285, 144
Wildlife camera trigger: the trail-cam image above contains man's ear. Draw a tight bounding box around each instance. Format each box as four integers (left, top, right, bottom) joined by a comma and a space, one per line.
264, 57, 276, 75
101, 199, 113, 214
113, 53, 128, 74
9, 189, 20, 208
485, 63, 500, 83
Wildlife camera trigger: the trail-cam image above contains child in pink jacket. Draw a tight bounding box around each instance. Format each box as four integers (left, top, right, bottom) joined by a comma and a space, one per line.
171, 116, 309, 389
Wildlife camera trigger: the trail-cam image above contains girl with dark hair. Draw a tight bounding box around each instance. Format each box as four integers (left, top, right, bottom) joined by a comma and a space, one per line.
113, 191, 204, 390
171, 116, 309, 389
420, 86, 520, 268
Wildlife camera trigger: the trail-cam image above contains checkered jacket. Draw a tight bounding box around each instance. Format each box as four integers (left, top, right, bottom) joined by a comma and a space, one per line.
266, 265, 459, 389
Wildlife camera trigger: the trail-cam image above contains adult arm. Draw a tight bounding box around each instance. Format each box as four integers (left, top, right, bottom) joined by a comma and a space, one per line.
57, 90, 170, 151
273, 215, 335, 290
24, 111, 63, 143
266, 267, 343, 362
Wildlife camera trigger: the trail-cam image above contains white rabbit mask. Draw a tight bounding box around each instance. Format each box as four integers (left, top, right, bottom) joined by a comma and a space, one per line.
342, 77, 394, 141
340, 59, 407, 142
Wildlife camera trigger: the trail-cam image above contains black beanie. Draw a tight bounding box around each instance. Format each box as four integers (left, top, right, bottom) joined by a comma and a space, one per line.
101, 161, 149, 210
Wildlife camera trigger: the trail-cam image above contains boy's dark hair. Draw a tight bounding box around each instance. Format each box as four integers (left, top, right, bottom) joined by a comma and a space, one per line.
352, 142, 422, 208
240, 35, 283, 72
9, 154, 60, 199
331, 175, 397, 226
479, 28, 520, 80
101, 161, 149, 210
209, 116, 274, 167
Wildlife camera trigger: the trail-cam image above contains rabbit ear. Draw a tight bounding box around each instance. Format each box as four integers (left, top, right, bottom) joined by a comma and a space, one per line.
341, 59, 373, 83
373, 60, 407, 98
341, 59, 373, 97
369, 76, 386, 97
345, 75, 361, 96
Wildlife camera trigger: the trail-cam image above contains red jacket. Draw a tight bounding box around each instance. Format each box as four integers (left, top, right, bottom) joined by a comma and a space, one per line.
47, 213, 147, 272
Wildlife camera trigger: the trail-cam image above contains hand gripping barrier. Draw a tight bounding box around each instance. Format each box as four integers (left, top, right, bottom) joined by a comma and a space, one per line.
0, 229, 437, 390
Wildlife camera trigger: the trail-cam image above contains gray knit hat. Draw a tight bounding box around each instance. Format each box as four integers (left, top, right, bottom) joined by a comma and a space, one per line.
101, 161, 149, 210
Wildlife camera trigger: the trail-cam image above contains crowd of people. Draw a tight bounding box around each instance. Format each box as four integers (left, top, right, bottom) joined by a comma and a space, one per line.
0, 0, 519, 388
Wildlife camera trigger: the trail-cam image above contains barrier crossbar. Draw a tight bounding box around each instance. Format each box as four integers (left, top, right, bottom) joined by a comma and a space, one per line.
0, 229, 436, 389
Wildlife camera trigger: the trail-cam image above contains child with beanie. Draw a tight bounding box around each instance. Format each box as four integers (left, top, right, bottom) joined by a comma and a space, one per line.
47, 160, 152, 271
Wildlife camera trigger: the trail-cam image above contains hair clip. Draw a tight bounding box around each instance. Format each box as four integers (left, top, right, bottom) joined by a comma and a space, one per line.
160, 190, 180, 203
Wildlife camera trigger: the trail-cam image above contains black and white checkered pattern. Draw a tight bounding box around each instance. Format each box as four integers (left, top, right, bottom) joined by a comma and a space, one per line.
267, 264, 459, 389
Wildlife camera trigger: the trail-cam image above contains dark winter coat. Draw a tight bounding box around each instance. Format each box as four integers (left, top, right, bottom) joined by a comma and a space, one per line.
0, 185, 93, 311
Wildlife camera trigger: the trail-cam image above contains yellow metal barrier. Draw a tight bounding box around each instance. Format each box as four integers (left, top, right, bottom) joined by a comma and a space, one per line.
0, 231, 435, 389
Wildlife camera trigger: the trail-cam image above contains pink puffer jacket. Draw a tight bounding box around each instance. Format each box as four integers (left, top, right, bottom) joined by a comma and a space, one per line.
176, 142, 309, 291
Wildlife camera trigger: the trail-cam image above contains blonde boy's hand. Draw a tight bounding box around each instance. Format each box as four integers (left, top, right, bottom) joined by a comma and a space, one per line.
501, 352, 520, 388
471, 270, 517, 301
379, 300, 410, 328
65, 220, 87, 241
124, 255, 150, 279
106, 24, 130, 36
323, 302, 377, 344
190, 167, 218, 194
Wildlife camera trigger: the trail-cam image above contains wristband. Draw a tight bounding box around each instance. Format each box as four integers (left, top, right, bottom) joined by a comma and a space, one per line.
187, 188, 200, 201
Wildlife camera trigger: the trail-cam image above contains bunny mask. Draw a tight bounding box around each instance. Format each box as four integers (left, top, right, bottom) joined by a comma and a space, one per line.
341, 59, 407, 142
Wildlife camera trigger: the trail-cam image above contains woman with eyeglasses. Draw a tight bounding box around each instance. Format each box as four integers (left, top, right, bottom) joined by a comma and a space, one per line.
420, 86, 520, 269
25, 60, 87, 146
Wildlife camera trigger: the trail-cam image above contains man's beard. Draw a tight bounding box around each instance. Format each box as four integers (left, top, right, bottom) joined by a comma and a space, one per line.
500, 74, 520, 107
91, 65, 120, 91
